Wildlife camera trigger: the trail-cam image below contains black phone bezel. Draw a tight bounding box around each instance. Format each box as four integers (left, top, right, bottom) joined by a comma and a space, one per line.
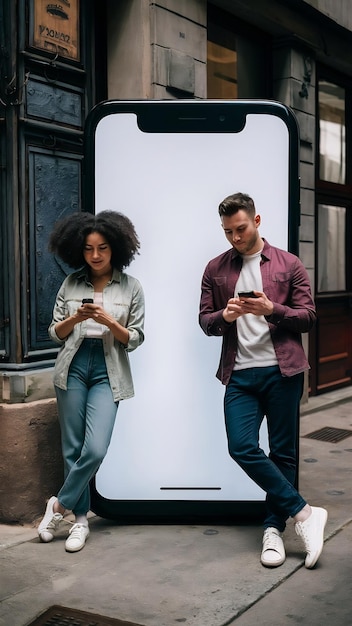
84, 99, 300, 522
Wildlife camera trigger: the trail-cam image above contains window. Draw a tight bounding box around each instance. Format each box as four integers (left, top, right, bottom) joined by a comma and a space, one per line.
317, 204, 346, 292
207, 6, 270, 99
207, 40, 237, 99
316, 69, 352, 295
318, 80, 346, 184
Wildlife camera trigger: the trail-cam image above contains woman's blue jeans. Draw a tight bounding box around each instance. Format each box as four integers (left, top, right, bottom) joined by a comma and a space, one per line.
224, 366, 306, 532
55, 339, 119, 516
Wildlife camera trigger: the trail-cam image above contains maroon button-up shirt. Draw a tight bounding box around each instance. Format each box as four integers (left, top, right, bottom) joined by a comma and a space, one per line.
199, 239, 316, 385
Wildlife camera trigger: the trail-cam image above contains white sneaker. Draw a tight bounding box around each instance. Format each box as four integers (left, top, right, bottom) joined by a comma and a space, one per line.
38, 496, 63, 543
295, 506, 328, 568
261, 527, 286, 567
65, 523, 90, 553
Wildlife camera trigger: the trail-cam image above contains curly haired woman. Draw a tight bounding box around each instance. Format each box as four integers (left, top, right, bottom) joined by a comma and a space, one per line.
38, 211, 145, 552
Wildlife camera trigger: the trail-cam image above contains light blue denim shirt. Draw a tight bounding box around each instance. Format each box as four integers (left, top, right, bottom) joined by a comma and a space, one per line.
49, 267, 145, 401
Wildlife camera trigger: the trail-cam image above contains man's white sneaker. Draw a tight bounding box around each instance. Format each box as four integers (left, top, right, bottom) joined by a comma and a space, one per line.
295, 506, 328, 569
38, 496, 63, 543
261, 527, 286, 567
65, 523, 90, 553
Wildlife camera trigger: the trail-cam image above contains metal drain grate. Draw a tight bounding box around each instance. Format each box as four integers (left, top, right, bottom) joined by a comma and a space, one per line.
26, 605, 144, 626
304, 426, 352, 443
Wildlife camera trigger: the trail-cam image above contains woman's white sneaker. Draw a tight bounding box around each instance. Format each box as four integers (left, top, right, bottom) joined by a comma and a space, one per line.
38, 496, 63, 543
261, 527, 286, 567
65, 523, 90, 552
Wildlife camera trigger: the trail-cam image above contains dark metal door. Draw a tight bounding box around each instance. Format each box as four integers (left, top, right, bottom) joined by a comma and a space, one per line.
0, 0, 107, 366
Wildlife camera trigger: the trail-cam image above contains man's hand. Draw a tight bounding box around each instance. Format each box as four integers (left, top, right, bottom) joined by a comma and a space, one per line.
222, 297, 244, 323
238, 291, 274, 316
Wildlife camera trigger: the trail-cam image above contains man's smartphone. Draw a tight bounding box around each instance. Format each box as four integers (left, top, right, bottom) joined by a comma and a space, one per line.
82, 298, 94, 304
84, 99, 300, 521
238, 291, 259, 298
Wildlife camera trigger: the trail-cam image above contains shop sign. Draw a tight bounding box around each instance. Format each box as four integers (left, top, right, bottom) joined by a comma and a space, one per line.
32, 0, 80, 61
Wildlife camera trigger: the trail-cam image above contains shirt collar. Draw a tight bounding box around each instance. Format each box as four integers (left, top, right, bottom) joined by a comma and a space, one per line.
231, 238, 271, 261
76, 266, 122, 283
261, 238, 271, 261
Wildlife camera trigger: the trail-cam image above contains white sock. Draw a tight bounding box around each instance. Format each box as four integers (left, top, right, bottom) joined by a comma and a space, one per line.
75, 515, 88, 526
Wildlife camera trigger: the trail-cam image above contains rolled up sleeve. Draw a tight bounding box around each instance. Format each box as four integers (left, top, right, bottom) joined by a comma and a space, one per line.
125, 281, 145, 352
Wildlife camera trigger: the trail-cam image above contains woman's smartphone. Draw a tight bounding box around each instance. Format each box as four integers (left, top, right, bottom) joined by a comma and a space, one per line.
82, 298, 94, 304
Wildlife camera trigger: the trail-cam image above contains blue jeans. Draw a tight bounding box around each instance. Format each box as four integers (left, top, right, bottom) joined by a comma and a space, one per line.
224, 366, 306, 532
55, 339, 119, 516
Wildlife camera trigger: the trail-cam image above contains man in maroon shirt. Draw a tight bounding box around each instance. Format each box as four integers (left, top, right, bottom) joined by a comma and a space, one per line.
199, 192, 327, 569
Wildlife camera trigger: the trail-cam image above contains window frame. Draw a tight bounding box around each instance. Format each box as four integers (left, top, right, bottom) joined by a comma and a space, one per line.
315, 65, 352, 299
316, 66, 352, 192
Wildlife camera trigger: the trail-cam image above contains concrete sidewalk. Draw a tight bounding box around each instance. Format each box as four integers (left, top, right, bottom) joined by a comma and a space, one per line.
1, 388, 352, 626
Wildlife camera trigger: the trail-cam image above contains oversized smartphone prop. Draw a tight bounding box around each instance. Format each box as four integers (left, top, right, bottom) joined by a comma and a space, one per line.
84, 100, 300, 521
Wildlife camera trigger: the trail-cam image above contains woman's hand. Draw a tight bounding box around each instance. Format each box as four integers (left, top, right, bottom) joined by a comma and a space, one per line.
81, 303, 129, 345
80, 302, 114, 326
54, 308, 87, 340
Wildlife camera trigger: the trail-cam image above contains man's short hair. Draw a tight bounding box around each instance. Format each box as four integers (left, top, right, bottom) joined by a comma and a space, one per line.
218, 193, 256, 218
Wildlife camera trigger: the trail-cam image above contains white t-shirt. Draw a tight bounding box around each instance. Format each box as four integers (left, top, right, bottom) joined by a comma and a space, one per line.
234, 250, 278, 370
85, 293, 107, 337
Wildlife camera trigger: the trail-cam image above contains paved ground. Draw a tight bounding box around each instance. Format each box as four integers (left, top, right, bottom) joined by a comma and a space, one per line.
1, 388, 351, 626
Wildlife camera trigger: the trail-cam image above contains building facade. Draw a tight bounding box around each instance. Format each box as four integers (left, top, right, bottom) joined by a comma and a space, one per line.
1, 0, 352, 522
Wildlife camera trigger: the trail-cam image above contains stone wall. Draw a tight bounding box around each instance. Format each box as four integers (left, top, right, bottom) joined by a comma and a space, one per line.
303, 0, 352, 31
106, 0, 207, 99
0, 399, 63, 524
